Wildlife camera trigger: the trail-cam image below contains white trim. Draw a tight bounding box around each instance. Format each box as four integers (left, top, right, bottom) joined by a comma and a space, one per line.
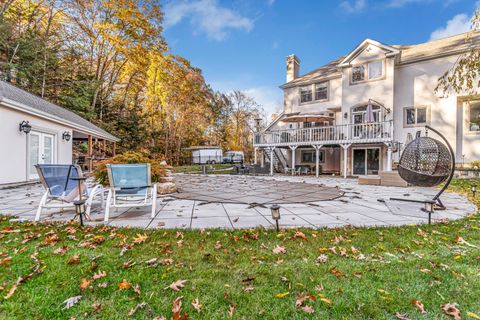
338, 38, 400, 68
351, 146, 381, 176
0, 98, 119, 142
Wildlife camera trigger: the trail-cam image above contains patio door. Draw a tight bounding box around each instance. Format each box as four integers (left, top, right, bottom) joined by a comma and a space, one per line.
28, 131, 55, 179
353, 148, 380, 175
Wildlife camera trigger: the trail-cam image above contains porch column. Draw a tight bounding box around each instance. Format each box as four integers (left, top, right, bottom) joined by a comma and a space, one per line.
340, 144, 351, 179
270, 147, 275, 176
260, 149, 265, 167
289, 145, 297, 175
254, 147, 258, 165
87, 134, 93, 172
386, 146, 392, 171
313, 145, 323, 178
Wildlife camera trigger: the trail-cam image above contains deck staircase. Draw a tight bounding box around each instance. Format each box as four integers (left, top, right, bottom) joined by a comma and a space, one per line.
263, 148, 287, 173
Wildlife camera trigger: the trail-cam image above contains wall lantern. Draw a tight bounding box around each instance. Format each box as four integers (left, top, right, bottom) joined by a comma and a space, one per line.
19, 121, 32, 134
343, 112, 348, 119
472, 184, 477, 198
270, 204, 281, 232
62, 131, 72, 141
254, 117, 263, 132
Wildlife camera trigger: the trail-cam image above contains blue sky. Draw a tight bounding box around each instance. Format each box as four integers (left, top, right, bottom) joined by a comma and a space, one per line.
162, 0, 478, 116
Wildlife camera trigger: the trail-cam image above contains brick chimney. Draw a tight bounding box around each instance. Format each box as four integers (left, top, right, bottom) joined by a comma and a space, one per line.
286, 54, 300, 83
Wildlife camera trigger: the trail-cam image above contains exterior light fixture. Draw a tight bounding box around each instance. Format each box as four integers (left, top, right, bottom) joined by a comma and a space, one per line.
19, 121, 32, 134
74, 199, 86, 226
423, 201, 435, 225
343, 112, 348, 119
270, 204, 281, 232
472, 185, 477, 198
254, 117, 263, 132
62, 131, 72, 141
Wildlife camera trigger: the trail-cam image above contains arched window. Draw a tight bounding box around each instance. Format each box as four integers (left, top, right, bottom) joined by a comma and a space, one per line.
351, 104, 381, 124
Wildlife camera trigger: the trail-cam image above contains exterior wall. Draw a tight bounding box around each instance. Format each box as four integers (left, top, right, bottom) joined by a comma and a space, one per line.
393, 56, 460, 160
0, 104, 72, 184
284, 77, 342, 115
341, 48, 395, 125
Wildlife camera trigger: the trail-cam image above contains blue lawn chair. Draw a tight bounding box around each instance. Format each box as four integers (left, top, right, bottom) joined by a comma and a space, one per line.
35, 164, 104, 221
104, 163, 158, 222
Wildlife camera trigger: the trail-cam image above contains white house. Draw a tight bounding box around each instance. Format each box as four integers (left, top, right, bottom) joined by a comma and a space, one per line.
0, 80, 119, 185
254, 32, 480, 177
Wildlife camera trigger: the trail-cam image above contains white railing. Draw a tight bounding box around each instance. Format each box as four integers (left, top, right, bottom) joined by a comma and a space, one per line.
254, 121, 393, 146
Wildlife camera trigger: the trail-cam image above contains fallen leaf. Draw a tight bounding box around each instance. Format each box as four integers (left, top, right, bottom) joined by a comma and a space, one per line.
128, 302, 146, 316
395, 312, 411, 320
320, 297, 332, 305
67, 255, 80, 265
301, 305, 315, 314
467, 311, 480, 319
276, 292, 289, 298
63, 295, 82, 309
315, 254, 328, 264
172, 296, 187, 320
53, 246, 69, 255
228, 304, 236, 317
80, 279, 91, 290
92, 271, 106, 280
243, 286, 255, 292
411, 299, 426, 314
442, 303, 462, 320
272, 246, 286, 254
191, 298, 202, 312
329, 267, 345, 277
133, 233, 148, 244
4, 283, 17, 299
165, 280, 187, 291
0, 257, 11, 266
118, 279, 131, 290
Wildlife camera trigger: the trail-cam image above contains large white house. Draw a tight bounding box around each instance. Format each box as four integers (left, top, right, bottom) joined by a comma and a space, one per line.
254, 32, 480, 177
0, 81, 119, 185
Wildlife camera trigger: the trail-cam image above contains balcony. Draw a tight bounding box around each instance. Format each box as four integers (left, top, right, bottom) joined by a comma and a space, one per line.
254, 121, 393, 147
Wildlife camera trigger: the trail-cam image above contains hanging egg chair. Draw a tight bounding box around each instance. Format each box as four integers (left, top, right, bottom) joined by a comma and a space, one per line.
398, 135, 452, 187
393, 125, 455, 212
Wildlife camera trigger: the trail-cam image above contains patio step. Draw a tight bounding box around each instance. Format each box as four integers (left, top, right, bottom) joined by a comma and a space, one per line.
358, 176, 381, 186
379, 170, 408, 187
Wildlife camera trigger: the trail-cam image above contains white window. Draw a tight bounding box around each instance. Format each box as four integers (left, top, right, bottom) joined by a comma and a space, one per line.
469, 101, 480, 132
301, 150, 325, 163
315, 82, 328, 100
300, 85, 312, 103
404, 106, 428, 127
368, 61, 383, 79
351, 60, 384, 83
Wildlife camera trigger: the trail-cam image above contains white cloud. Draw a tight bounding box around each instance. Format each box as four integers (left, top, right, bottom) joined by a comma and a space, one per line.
429, 13, 471, 40
164, 0, 254, 41
339, 0, 366, 13
386, 0, 432, 8
243, 87, 283, 117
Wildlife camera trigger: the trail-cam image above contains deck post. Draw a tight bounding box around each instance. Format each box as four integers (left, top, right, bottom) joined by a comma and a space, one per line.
386, 145, 392, 171
254, 147, 258, 165
260, 149, 264, 167
289, 146, 297, 175
270, 147, 275, 176
340, 144, 351, 179
87, 134, 93, 172
313, 144, 323, 178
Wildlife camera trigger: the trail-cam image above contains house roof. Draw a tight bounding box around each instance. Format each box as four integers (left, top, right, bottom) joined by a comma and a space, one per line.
281, 31, 480, 88
0, 81, 119, 142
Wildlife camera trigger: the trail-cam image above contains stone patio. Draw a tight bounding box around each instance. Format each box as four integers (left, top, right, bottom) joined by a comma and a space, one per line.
0, 174, 475, 230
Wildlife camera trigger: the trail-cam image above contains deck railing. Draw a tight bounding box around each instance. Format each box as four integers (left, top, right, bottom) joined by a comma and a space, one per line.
254, 121, 393, 146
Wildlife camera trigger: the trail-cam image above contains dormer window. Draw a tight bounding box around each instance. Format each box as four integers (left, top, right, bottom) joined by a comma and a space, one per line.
351, 60, 384, 84
300, 81, 329, 104
300, 85, 312, 103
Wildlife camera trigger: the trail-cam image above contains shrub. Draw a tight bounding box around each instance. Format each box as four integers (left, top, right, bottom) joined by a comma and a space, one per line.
94, 152, 167, 186
470, 160, 480, 169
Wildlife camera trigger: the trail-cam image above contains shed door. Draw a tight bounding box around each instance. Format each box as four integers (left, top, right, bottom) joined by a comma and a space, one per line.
28, 131, 55, 179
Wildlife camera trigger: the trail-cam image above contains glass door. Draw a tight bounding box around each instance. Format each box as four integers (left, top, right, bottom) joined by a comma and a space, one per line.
28, 131, 55, 179
353, 148, 380, 175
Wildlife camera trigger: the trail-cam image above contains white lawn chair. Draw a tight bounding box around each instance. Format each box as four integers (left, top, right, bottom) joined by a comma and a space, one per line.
104, 163, 158, 222
35, 164, 104, 221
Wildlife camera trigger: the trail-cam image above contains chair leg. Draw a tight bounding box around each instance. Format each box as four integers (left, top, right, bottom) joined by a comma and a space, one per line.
104, 189, 113, 222
86, 185, 104, 219
151, 184, 158, 219
35, 191, 49, 222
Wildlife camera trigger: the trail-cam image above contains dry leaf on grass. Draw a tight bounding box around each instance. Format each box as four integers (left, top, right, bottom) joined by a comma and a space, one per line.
191, 298, 202, 312
67, 255, 80, 265
80, 279, 91, 290
394, 312, 411, 320
118, 279, 131, 290
441, 303, 462, 320
62, 295, 82, 309
272, 245, 286, 254
133, 233, 148, 244
228, 304, 236, 317
92, 271, 106, 280
165, 280, 187, 291
411, 299, 426, 314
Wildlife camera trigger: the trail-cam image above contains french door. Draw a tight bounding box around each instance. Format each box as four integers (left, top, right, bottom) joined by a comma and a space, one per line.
352, 148, 380, 175
29, 131, 55, 179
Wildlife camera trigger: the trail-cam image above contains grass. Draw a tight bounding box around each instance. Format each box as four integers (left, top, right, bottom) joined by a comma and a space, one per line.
0, 180, 479, 319
174, 163, 233, 174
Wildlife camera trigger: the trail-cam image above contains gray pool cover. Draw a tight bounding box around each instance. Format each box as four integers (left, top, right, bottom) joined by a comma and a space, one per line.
172, 174, 344, 205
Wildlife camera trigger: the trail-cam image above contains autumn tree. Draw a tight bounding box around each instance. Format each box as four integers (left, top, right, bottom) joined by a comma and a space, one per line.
436, 10, 480, 95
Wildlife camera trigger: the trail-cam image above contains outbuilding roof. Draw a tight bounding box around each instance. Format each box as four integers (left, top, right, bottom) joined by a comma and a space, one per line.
0, 80, 119, 142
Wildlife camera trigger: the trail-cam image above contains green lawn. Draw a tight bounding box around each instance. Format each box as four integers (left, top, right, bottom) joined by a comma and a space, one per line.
174, 163, 233, 174
0, 180, 479, 319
